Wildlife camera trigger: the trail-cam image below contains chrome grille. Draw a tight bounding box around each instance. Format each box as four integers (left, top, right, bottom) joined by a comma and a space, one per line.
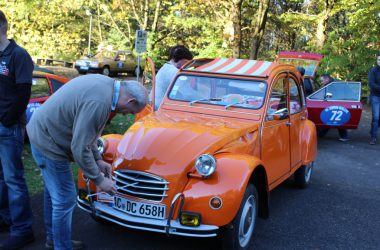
113, 170, 169, 202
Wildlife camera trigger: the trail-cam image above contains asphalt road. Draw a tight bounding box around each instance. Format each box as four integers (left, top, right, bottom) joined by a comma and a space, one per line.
2, 105, 379, 250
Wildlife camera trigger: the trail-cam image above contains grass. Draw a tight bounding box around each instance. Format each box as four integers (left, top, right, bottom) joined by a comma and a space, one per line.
24, 114, 134, 194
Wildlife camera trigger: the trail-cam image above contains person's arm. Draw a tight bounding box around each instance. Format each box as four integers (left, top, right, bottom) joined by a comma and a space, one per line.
368, 68, 380, 93
71, 100, 110, 185
2, 48, 33, 127
1, 84, 31, 127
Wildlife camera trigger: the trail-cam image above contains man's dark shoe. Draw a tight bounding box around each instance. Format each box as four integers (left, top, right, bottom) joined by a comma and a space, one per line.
45, 239, 84, 250
0, 233, 34, 250
369, 137, 377, 145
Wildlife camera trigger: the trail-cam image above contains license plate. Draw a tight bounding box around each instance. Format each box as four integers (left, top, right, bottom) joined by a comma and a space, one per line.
80, 66, 89, 70
113, 196, 166, 220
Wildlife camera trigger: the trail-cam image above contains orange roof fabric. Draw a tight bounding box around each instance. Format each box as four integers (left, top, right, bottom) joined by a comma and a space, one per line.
187, 58, 278, 77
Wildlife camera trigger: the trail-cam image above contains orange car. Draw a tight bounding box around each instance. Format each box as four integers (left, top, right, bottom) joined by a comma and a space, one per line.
77, 58, 317, 249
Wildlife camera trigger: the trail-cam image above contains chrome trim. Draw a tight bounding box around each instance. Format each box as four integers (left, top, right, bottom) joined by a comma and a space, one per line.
114, 171, 170, 185
112, 175, 169, 188
113, 170, 169, 202
166, 193, 185, 236
77, 197, 218, 238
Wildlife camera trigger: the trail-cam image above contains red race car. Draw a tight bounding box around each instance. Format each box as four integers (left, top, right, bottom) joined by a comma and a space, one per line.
306, 81, 362, 129
277, 51, 363, 129
27, 71, 69, 123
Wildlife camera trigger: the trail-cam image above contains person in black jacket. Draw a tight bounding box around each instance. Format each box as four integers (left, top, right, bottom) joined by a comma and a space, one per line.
368, 53, 380, 145
0, 10, 34, 250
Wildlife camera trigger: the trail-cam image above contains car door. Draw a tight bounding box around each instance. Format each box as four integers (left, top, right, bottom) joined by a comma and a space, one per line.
306, 81, 362, 129
262, 74, 291, 186
288, 77, 304, 170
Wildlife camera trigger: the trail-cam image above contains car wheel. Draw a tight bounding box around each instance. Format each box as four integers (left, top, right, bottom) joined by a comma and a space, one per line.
102, 66, 110, 76
133, 66, 142, 76
294, 161, 313, 189
221, 183, 258, 250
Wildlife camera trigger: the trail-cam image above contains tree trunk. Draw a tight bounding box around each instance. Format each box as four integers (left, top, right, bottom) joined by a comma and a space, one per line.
249, 0, 270, 60
231, 0, 242, 58
152, 0, 161, 32
316, 0, 334, 50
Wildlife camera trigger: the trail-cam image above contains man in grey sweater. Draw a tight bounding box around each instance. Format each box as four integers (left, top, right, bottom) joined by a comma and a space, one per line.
27, 74, 148, 250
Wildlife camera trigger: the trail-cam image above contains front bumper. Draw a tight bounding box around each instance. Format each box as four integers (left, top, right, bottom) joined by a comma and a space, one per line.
74, 66, 102, 73
77, 197, 219, 237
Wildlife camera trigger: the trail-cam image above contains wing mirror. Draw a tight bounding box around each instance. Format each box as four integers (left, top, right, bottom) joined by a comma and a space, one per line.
268, 108, 289, 121
324, 92, 333, 100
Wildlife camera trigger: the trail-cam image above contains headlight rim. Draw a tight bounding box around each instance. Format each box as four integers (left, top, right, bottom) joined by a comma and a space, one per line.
195, 153, 217, 177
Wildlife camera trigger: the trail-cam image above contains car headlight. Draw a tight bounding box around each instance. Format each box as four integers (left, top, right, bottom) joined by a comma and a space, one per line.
97, 137, 106, 155
195, 154, 217, 177
89, 61, 99, 67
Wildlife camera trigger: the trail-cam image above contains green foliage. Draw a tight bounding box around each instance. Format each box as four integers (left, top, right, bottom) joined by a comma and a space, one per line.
1, 0, 378, 95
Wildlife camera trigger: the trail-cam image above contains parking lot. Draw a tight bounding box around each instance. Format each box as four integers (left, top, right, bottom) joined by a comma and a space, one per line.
2, 103, 379, 250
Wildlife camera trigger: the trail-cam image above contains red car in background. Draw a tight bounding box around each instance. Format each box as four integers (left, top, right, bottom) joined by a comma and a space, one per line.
276, 51, 363, 130
27, 71, 69, 123
306, 81, 363, 129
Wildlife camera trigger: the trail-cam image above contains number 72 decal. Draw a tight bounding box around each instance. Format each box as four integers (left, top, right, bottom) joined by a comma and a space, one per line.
320, 106, 351, 126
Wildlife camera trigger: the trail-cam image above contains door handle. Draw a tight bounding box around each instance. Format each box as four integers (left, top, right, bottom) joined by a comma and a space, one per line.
300, 116, 306, 120
286, 121, 292, 126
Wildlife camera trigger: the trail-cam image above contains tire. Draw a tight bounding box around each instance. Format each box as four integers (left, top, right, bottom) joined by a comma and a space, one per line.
221, 184, 258, 250
294, 162, 314, 189
102, 66, 110, 76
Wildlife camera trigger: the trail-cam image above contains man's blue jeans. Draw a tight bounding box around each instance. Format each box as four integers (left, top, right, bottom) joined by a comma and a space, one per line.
31, 145, 76, 250
370, 94, 380, 138
0, 122, 33, 236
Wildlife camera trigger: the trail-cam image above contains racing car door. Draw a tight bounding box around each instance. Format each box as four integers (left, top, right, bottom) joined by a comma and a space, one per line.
306, 81, 362, 129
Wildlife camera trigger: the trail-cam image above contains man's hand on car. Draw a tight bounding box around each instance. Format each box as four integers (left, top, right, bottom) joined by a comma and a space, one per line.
97, 159, 112, 178
97, 177, 116, 195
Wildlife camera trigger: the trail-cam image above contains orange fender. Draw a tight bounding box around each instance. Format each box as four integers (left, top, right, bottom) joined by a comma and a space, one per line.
182, 153, 264, 226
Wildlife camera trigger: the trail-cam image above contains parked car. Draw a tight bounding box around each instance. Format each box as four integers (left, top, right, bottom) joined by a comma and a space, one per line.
74, 50, 141, 76
27, 71, 69, 123
276, 51, 323, 95
77, 58, 317, 249
306, 81, 363, 129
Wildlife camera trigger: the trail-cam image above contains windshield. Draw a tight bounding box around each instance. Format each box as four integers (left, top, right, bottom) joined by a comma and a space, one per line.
94, 51, 117, 59
168, 75, 267, 109
277, 58, 318, 77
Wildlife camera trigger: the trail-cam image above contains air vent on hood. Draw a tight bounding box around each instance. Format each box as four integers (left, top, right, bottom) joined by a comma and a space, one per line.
113, 170, 169, 202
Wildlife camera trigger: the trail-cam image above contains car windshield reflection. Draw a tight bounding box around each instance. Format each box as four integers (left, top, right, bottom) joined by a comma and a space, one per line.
168, 75, 267, 109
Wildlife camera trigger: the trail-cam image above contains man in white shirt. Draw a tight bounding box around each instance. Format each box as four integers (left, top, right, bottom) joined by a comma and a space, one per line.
152, 45, 193, 110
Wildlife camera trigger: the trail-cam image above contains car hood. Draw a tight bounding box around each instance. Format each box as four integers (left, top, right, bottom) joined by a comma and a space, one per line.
112, 112, 259, 195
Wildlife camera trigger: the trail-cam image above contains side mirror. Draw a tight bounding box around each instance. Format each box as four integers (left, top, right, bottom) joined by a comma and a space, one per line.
268, 108, 289, 121
324, 92, 333, 100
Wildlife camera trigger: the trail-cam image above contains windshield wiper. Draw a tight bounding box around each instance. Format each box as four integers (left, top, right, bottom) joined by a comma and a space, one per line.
224, 98, 249, 110
189, 98, 222, 106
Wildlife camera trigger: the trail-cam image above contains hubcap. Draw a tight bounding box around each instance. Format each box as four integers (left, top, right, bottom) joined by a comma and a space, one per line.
238, 195, 256, 247
305, 162, 313, 182
103, 68, 110, 76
